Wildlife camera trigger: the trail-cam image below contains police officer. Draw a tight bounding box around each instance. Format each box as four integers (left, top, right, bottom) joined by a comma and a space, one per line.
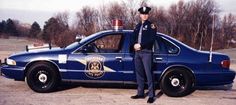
131, 6, 156, 103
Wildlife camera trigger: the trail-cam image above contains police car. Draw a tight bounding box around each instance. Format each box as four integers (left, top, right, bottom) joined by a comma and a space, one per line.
1, 20, 235, 97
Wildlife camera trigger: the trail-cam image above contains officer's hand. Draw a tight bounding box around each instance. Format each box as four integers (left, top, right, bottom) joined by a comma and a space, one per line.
134, 43, 141, 51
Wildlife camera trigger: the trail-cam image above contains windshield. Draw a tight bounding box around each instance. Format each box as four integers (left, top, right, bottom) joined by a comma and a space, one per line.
79, 32, 100, 43
65, 32, 102, 49
65, 42, 79, 49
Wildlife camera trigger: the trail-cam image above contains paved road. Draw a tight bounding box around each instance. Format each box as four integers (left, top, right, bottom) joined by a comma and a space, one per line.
0, 73, 235, 105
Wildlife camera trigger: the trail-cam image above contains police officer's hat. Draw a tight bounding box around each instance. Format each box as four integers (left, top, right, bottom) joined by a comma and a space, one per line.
138, 6, 151, 14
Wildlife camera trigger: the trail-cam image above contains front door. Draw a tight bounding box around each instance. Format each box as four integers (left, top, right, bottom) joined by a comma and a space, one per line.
67, 33, 125, 81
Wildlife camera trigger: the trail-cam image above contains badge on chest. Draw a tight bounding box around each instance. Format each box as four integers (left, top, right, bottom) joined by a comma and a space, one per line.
143, 25, 148, 30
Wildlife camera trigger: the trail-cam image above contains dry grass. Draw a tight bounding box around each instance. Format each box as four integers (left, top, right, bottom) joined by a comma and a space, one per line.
0, 37, 34, 60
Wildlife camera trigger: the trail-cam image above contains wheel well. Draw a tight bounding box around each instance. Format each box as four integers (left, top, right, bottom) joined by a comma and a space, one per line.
159, 66, 196, 85
24, 61, 61, 80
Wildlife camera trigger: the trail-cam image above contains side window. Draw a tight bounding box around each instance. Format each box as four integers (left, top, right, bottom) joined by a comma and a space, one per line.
162, 38, 179, 54
154, 37, 166, 54
94, 34, 123, 53
78, 34, 123, 53
154, 36, 179, 54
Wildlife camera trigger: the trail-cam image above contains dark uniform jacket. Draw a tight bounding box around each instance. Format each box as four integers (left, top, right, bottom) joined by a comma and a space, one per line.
133, 20, 156, 51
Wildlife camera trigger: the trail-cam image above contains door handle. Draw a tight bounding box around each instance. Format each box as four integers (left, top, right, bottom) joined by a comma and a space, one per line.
115, 57, 122, 62
155, 57, 163, 61
115, 57, 122, 59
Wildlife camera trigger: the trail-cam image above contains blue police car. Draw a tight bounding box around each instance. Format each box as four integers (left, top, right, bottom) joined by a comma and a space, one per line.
1, 29, 235, 97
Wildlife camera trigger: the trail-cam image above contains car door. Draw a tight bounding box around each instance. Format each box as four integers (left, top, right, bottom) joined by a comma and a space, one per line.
153, 35, 182, 80
122, 34, 170, 83
67, 33, 125, 81
152, 36, 169, 81
122, 32, 136, 82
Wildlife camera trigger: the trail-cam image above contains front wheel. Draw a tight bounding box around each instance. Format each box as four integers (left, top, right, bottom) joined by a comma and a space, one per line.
26, 62, 59, 93
160, 68, 194, 97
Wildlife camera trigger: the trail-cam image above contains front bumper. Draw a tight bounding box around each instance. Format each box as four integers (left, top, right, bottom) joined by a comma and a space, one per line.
0, 65, 25, 80
0, 66, 2, 76
0, 59, 4, 76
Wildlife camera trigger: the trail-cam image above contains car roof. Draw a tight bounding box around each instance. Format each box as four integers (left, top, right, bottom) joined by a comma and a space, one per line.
68, 29, 196, 52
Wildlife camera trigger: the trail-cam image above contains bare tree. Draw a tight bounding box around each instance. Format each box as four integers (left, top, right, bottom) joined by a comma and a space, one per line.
38, 0, 236, 49
98, 2, 128, 30
122, 0, 141, 29
221, 14, 236, 48
75, 6, 99, 35
55, 11, 69, 28
165, 0, 220, 50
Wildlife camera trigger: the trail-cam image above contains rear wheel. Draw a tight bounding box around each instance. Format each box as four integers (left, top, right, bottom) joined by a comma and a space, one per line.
26, 62, 59, 93
160, 68, 194, 97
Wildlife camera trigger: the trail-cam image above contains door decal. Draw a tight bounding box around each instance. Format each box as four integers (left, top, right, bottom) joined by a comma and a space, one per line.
85, 55, 105, 78
75, 55, 116, 79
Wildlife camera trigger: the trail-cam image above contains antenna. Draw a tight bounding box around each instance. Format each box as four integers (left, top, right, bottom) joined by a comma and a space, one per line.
209, 13, 215, 62
199, 32, 203, 50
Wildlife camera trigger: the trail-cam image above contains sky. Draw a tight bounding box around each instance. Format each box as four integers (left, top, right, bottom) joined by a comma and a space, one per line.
0, 0, 235, 27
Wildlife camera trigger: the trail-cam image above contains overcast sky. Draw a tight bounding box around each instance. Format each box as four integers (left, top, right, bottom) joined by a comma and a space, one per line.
0, 0, 235, 27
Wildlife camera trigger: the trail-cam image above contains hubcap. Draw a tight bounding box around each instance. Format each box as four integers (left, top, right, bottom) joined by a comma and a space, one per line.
171, 78, 180, 87
38, 73, 47, 83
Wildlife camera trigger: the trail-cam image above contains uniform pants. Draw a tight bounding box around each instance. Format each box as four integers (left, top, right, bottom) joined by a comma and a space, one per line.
134, 50, 154, 97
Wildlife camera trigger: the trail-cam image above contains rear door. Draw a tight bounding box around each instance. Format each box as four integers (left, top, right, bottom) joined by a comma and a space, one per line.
152, 36, 169, 81
153, 36, 181, 81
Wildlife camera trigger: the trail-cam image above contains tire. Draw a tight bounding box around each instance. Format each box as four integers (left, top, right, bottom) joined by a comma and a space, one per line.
26, 62, 59, 93
160, 68, 194, 97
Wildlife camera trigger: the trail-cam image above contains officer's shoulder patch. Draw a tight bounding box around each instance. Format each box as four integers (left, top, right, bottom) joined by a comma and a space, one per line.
151, 24, 156, 29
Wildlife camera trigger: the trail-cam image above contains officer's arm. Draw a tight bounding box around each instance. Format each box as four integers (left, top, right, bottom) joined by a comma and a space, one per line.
131, 29, 138, 51
131, 32, 135, 45
134, 24, 140, 43
132, 31, 138, 44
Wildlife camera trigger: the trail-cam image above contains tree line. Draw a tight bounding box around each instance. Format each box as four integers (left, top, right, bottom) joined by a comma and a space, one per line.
0, 0, 235, 50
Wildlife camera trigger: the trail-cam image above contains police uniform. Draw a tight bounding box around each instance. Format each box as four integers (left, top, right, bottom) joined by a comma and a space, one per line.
131, 6, 156, 103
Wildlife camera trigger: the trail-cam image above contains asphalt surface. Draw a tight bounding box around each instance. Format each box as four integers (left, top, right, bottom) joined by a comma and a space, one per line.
0, 73, 235, 105
0, 37, 236, 105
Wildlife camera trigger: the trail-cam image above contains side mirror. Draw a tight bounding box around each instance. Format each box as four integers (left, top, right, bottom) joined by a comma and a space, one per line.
80, 47, 88, 53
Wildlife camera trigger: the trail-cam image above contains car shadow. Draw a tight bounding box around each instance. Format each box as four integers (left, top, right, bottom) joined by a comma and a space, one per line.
54, 82, 235, 96
195, 84, 234, 91
55, 81, 165, 101
55, 81, 138, 92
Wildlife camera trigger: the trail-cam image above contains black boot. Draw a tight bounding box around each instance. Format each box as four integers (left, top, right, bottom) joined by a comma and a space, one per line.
131, 95, 145, 99
147, 97, 155, 103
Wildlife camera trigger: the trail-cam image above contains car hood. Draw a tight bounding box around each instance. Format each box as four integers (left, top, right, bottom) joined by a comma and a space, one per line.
8, 47, 67, 58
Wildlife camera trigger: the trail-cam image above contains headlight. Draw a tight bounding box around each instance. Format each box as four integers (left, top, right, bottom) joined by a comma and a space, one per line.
6, 59, 16, 65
